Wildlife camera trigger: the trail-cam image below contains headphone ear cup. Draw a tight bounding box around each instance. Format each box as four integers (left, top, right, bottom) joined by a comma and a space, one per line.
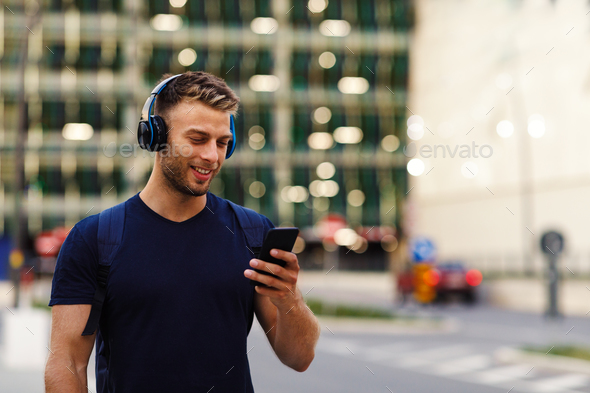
138, 121, 152, 151
226, 139, 234, 159
150, 115, 168, 151
225, 114, 236, 159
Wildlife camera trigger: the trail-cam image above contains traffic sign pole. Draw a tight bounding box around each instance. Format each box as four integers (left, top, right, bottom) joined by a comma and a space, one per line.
409, 237, 437, 304
540, 231, 564, 319
547, 255, 558, 318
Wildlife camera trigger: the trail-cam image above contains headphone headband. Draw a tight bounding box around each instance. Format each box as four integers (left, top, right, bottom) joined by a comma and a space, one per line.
139, 74, 183, 127
137, 73, 236, 158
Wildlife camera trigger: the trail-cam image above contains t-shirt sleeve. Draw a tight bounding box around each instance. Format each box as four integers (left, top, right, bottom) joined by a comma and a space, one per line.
48, 222, 99, 306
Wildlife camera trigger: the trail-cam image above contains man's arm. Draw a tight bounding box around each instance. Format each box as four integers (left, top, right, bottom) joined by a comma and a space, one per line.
246, 249, 321, 372
45, 304, 96, 392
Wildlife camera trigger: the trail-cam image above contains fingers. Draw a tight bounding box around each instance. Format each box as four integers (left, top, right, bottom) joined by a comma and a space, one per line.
245, 269, 297, 303
244, 267, 286, 289
253, 258, 283, 276
244, 252, 301, 306
244, 251, 300, 295
269, 249, 298, 267
249, 258, 297, 282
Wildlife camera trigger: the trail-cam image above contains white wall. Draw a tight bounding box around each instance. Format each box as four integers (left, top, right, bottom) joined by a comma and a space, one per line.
408, 0, 590, 273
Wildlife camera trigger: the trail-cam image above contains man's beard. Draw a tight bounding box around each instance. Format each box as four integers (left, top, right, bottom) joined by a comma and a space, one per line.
159, 155, 217, 197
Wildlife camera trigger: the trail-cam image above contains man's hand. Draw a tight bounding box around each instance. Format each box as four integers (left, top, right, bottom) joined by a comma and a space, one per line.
244, 249, 301, 311
247, 248, 320, 372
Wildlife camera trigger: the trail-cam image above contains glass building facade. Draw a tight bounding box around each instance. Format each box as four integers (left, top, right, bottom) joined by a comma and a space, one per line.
0, 0, 411, 264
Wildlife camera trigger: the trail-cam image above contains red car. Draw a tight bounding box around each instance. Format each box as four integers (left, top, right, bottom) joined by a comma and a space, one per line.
429, 262, 482, 303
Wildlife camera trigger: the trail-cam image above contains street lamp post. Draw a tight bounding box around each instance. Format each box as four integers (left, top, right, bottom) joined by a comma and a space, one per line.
497, 76, 542, 276
12, 11, 41, 308
496, 113, 536, 277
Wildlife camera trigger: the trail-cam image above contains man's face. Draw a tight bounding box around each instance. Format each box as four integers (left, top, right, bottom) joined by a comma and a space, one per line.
158, 100, 233, 197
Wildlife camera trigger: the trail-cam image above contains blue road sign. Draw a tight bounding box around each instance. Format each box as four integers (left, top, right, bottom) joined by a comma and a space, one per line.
409, 237, 436, 263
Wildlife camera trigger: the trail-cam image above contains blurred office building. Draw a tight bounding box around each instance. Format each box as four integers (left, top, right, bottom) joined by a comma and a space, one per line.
409, 0, 590, 276
0, 0, 412, 273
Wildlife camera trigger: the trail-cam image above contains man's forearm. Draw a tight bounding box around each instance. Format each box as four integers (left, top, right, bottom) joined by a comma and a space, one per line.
45, 356, 88, 393
272, 288, 321, 372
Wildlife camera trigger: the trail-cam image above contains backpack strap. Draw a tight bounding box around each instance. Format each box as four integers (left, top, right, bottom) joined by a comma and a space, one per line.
82, 202, 126, 336
227, 200, 265, 257
226, 200, 267, 336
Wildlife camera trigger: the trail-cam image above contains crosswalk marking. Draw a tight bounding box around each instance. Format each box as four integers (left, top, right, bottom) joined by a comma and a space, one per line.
431, 354, 492, 375
316, 339, 590, 393
470, 364, 537, 384
396, 345, 473, 367
363, 343, 416, 362
527, 374, 590, 392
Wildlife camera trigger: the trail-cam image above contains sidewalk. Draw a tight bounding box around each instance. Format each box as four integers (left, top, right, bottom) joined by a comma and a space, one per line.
298, 271, 590, 317
3, 272, 590, 316
298, 270, 395, 309
487, 278, 590, 316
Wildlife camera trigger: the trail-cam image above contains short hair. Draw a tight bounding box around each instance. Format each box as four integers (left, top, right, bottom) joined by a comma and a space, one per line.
154, 71, 240, 123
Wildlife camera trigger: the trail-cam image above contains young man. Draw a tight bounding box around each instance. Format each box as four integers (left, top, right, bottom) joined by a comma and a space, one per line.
45, 71, 320, 392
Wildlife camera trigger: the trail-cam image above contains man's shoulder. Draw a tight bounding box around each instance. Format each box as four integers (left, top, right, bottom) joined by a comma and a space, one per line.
72, 213, 100, 245
208, 192, 274, 229
71, 198, 133, 244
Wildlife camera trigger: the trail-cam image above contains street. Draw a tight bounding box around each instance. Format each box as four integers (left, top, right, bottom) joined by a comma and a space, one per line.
3, 305, 590, 392
248, 305, 590, 393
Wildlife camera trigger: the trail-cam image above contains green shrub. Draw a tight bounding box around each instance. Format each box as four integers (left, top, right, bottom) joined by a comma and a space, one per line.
305, 298, 396, 319
523, 345, 590, 361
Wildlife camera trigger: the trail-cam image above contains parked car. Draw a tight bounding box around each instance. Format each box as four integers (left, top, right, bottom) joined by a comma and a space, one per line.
431, 262, 482, 303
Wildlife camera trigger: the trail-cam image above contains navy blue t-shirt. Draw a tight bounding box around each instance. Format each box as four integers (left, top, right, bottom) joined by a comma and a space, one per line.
49, 192, 274, 393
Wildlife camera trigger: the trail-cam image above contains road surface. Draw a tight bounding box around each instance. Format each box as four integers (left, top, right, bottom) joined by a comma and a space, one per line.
3, 305, 590, 392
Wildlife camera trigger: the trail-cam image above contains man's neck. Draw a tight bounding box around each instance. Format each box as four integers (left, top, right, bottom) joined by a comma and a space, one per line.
139, 171, 207, 223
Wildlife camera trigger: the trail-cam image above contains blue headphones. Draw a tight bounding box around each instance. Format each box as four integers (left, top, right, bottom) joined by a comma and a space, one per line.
137, 74, 236, 158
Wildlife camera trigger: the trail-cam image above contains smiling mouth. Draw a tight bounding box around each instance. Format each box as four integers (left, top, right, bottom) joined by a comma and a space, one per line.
190, 166, 213, 175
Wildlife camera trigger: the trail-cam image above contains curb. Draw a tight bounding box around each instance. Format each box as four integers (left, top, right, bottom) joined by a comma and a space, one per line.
495, 347, 590, 375
315, 315, 459, 335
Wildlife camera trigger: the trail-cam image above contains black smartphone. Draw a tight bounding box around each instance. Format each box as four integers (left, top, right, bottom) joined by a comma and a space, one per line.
249, 227, 299, 287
